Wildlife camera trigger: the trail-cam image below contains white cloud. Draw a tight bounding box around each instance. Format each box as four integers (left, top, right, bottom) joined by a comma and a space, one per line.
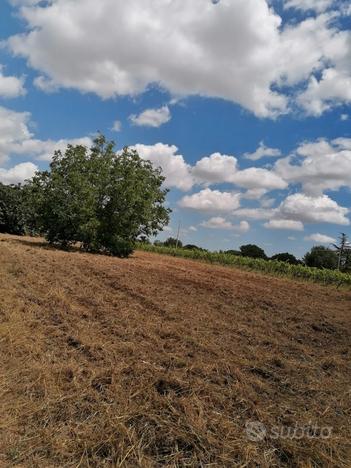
201, 216, 250, 233
0, 105, 91, 167
188, 225, 197, 232
0, 162, 38, 185
8, 0, 351, 116
232, 207, 276, 220
111, 120, 122, 132
284, 0, 334, 13
264, 219, 304, 231
244, 141, 281, 161
231, 167, 287, 190
130, 106, 171, 127
304, 233, 336, 243
33, 75, 58, 93
275, 137, 351, 195
9, 0, 42, 5
298, 69, 351, 116
179, 188, 241, 213
279, 193, 349, 225
192, 153, 238, 184
0, 66, 26, 98
133, 143, 193, 191
193, 152, 287, 191
340, 113, 348, 121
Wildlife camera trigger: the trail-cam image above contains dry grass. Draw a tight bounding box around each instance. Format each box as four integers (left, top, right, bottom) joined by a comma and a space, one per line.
0, 233, 350, 467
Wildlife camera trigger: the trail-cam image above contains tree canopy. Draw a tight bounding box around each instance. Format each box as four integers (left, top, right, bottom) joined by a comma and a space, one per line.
25, 135, 170, 256
163, 237, 182, 248
240, 244, 267, 259
271, 252, 299, 265
0, 183, 26, 235
304, 246, 338, 270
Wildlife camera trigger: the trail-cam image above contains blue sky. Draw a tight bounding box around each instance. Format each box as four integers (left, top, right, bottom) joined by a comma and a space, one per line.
0, 0, 350, 257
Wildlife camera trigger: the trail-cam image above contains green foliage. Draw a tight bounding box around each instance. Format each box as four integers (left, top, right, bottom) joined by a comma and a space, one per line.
0, 183, 26, 235
271, 252, 299, 265
183, 244, 207, 252
304, 246, 338, 270
224, 249, 241, 256
26, 135, 170, 256
240, 244, 267, 259
163, 237, 182, 248
138, 243, 351, 288
332, 233, 351, 272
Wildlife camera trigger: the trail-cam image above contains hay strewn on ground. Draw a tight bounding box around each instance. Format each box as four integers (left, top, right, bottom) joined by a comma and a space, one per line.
1, 234, 350, 466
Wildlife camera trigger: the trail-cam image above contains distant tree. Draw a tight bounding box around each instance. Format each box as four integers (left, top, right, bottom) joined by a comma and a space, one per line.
332, 233, 351, 271
184, 244, 207, 252
0, 183, 26, 235
304, 246, 338, 270
163, 237, 182, 248
240, 244, 267, 259
271, 252, 299, 265
138, 235, 151, 244
26, 135, 170, 257
225, 249, 241, 256
154, 240, 164, 247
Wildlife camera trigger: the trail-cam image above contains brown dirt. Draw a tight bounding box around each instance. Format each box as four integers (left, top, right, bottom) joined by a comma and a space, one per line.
0, 233, 350, 467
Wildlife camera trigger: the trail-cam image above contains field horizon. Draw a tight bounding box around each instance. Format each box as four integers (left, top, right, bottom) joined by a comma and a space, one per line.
1, 233, 350, 466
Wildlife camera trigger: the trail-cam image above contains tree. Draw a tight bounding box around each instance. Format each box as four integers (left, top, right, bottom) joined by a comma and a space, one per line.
26, 135, 170, 257
225, 249, 241, 256
304, 246, 338, 270
184, 244, 207, 252
240, 244, 267, 259
271, 252, 299, 265
0, 183, 26, 235
163, 237, 182, 248
332, 233, 351, 271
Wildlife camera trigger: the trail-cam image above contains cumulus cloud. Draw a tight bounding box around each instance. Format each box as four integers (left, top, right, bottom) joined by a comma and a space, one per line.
7, 0, 351, 116
304, 233, 336, 243
0, 162, 38, 184
278, 193, 349, 225
275, 137, 351, 195
232, 207, 276, 220
179, 188, 241, 213
284, 0, 334, 13
264, 219, 304, 231
298, 69, 351, 116
0, 66, 26, 98
0, 105, 91, 170
193, 152, 287, 191
244, 141, 281, 161
201, 217, 250, 233
133, 143, 193, 191
192, 153, 238, 184
130, 106, 171, 127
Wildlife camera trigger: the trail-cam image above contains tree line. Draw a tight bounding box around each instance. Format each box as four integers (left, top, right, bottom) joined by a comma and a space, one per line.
150, 237, 351, 272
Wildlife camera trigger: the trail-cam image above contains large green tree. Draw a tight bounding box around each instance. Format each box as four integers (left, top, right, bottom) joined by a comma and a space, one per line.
26, 135, 170, 256
0, 183, 26, 235
304, 246, 338, 270
240, 244, 267, 259
271, 252, 299, 265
